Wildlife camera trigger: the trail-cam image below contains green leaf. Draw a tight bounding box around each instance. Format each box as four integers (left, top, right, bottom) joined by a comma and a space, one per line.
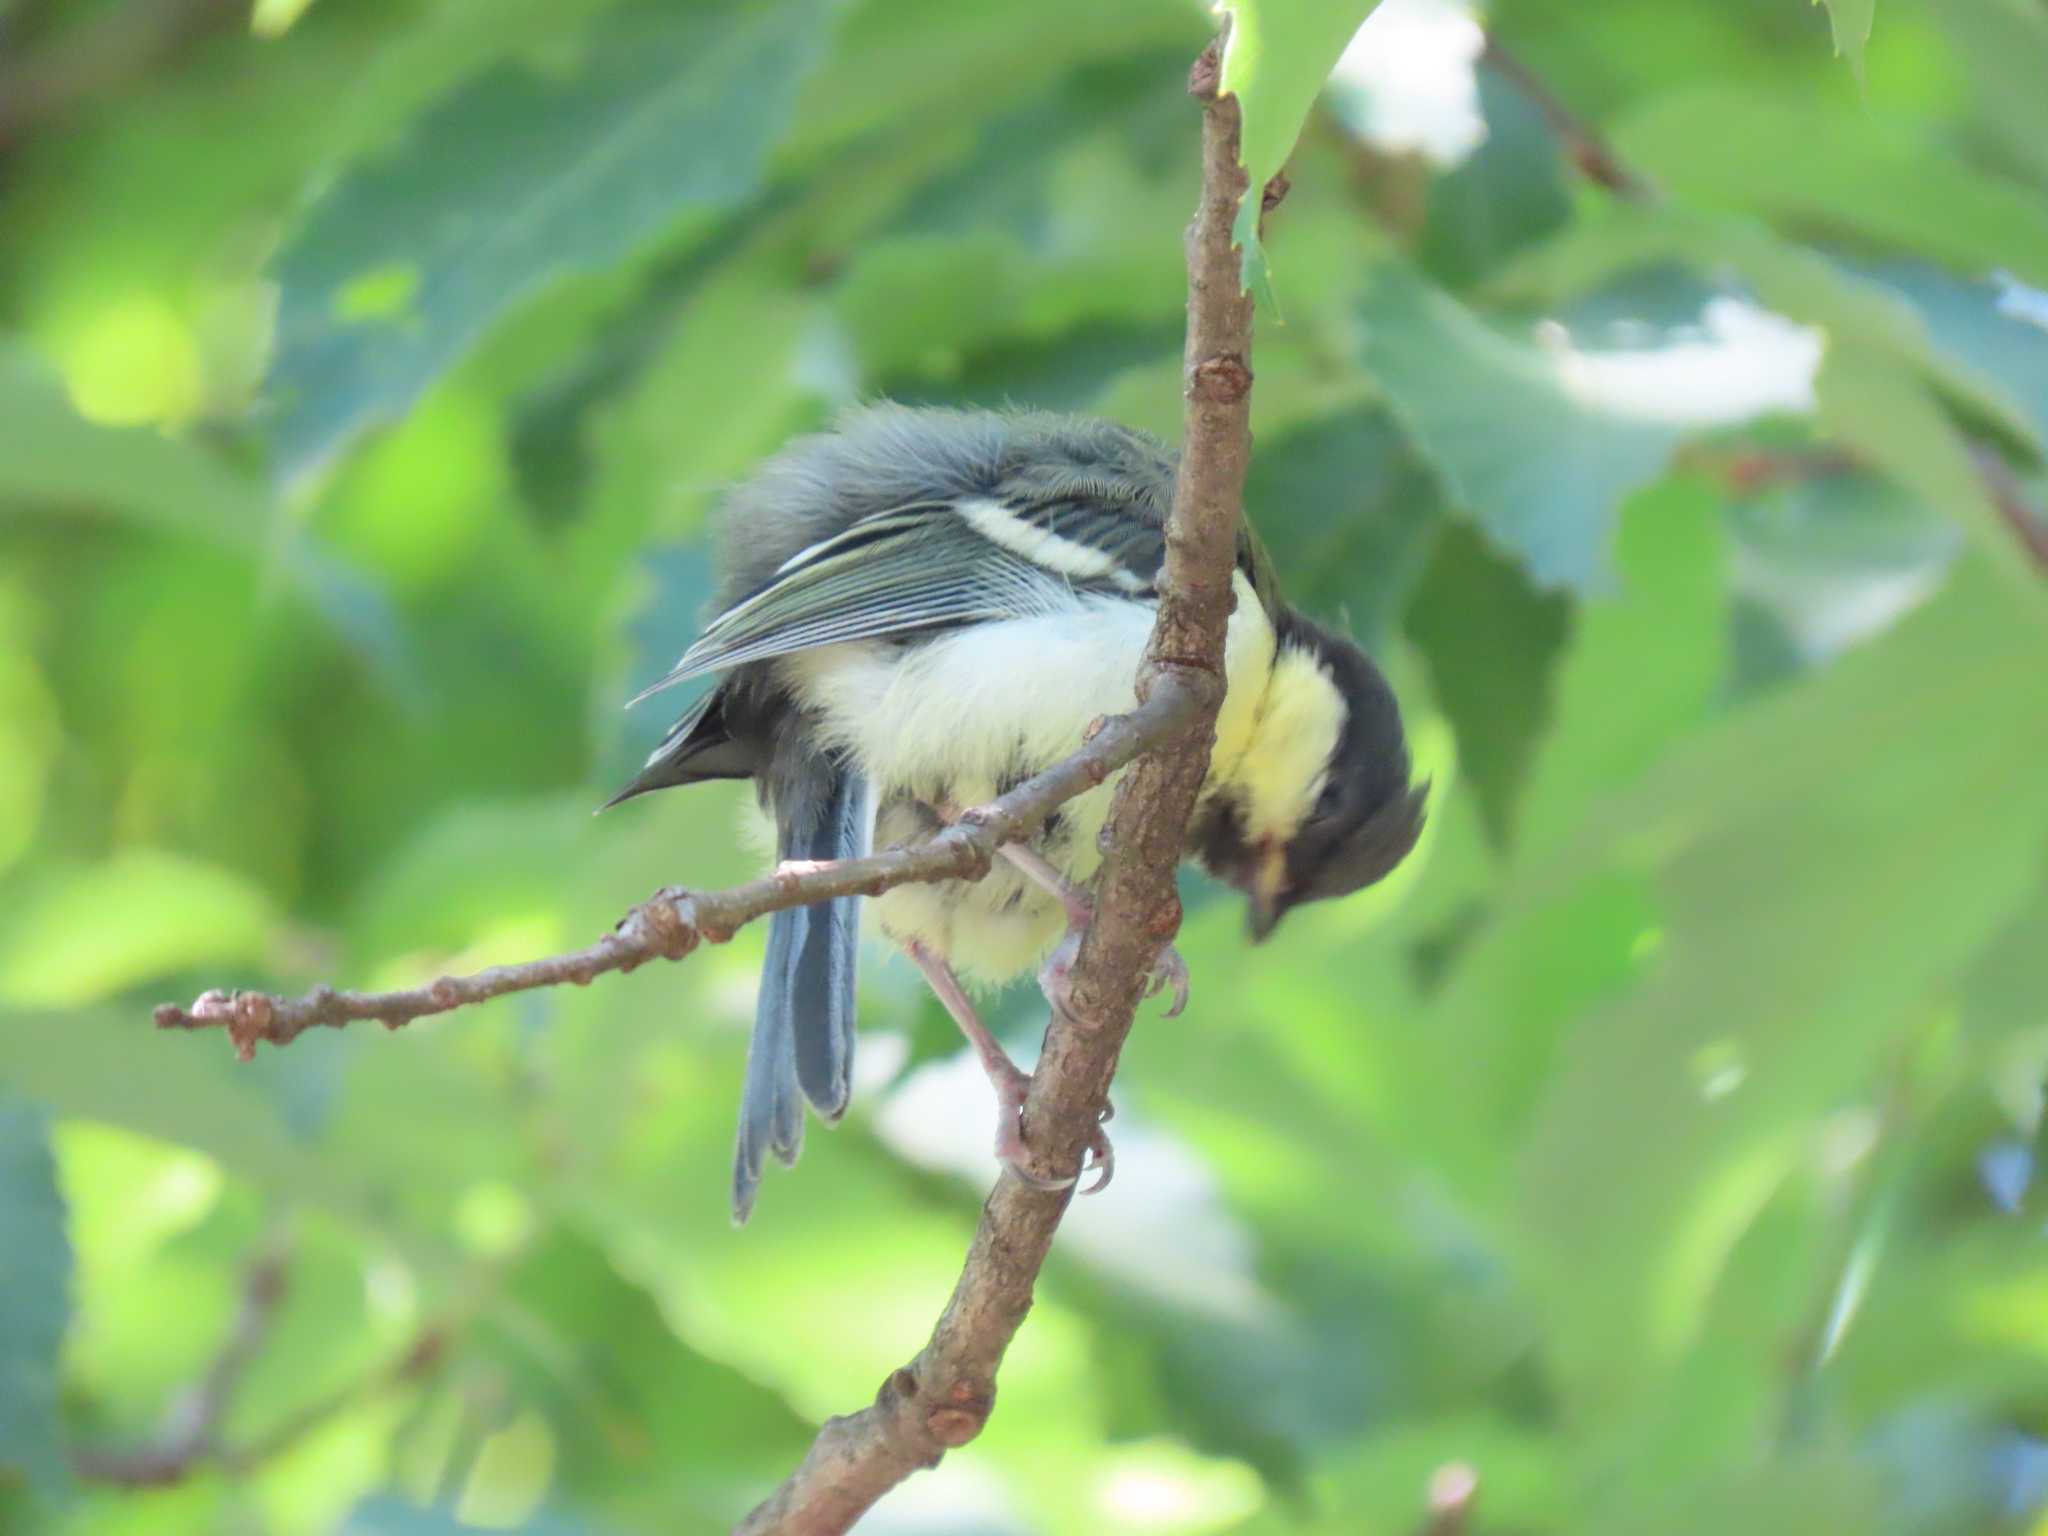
1517, 558, 2048, 1410
1815, 338, 2045, 616
342, 1495, 601, 1535
476, 1228, 813, 1525
1863, 263, 2048, 448
0, 347, 264, 548
1403, 523, 1570, 849
0, 1012, 355, 1211
266, 0, 835, 482
0, 1095, 70, 1499
1418, 63, 1573, 290
1814, 0, 1874, 81
1247, 405, 1444, 645
1612, 86, 2048, 288
1585, 1455, 1881, 1536
0, 851, 276, 1009
1928, 0, 2048, 187
1217, 1, 1382, 302
1514, 476, 1730, 859
1359, 264, 1688, 590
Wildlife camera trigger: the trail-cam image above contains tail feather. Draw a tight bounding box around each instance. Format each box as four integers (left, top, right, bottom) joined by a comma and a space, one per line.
731, 755, 873, 1222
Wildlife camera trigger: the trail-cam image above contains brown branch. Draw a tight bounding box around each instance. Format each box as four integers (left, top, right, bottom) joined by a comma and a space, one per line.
732, 41, 1257, 1536
71, 1230, 449, 1488
1480, 37, 1653, 200
154, 683, 1201, 1060
1691, 442, 2048, 580
1971, 444, 2048, 574
70, 1231, 291, 1487
1415, 1463, 1479, 1536
0, 0, 242, 153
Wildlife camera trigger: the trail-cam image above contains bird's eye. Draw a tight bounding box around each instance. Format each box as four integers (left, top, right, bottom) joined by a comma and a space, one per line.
1312, 778, 1345, 821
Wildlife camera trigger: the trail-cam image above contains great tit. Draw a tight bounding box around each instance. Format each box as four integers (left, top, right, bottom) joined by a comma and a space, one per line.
609, 405, 1426, 1220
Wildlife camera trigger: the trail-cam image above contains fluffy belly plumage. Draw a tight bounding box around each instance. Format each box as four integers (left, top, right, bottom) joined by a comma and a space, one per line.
775, 577, 1277, 986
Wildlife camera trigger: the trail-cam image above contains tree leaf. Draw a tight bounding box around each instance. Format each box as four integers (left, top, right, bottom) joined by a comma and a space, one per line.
1514, 476, 1729, 859
1248, 405, 1444, 645
1217, 1, 1383, 303
1815, 338, 2046, 616
1814, 0, 1874, 82
1359, 264, 1689, 590
1403, 523, 1570, 850
474, 1228, 814, 1525
0, 1012, 355, 1212
0, 347, 264, 548
265, 0, 834, 483
1613, 86, 2048, 289
1928, 0, 2048, 187
1418, 62, 1574, 290
342, 1495, 602, 1535
1517, 557, 2048, 1410
0, 1095, 69, 1499
0, 851, 276, 1009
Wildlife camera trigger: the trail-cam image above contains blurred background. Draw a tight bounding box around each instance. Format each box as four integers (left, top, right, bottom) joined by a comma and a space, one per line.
4, 0, 2048, 1532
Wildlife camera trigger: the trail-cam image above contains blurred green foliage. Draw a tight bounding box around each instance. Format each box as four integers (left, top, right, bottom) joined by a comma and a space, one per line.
3, 0, 2048, 1532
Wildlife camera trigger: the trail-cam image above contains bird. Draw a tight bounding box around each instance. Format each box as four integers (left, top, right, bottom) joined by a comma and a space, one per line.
607, 404, 1427, 1220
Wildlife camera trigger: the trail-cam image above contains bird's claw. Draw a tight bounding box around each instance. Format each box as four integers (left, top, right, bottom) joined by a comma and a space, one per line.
1145, 946, 1191, 1018
990, 1060, 1115, 1194
1040, 937, 1192, 1023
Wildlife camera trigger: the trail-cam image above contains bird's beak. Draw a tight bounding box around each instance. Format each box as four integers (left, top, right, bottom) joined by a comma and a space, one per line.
1247, 845, 1289, 943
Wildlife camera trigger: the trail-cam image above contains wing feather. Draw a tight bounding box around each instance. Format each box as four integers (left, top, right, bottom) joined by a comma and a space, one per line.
629, 495, 1164, 704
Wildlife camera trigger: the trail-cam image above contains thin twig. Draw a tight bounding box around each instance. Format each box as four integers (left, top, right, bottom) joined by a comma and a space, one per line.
1480, 36, 1653, 200
69, 1231, 293, 1487
154, 685, 1201, 1060
1971, 444, 2048, 574
1416, 1462, 1479, 1536
0, 0, 241, 152
71, 1230, 449, 1488
732, 40, 1258, 1536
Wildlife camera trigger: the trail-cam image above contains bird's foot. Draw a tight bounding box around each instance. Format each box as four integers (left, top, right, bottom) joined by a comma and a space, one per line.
901, 937, 1114, 1194
1035, 917, 1190, 1025
988, 1056, 1115, 1193
1000, 845, 1191, 1023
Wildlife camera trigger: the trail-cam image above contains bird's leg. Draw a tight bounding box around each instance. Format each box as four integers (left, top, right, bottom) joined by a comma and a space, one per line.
996, 843, 1191, 1019
901, 938, 1113, 1193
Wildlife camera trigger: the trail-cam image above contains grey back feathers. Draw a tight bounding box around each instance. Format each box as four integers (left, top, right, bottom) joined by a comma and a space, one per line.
627, 405, 1181, 708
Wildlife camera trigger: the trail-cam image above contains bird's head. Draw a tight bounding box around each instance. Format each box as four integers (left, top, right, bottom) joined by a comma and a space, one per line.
1193, 613, 1427, 941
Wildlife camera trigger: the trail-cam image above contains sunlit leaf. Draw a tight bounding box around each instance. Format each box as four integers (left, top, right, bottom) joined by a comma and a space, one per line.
1814, 0, 1874, 81
0, 851, 275, 1009
1614, 86, 2048, 288
1403, 523, 1570, 849
1217, 0, 1383, 302
265, 0, 836, 482
1359, 264, 1691, 590
342, 1494, 601, 1535
0, 348, 263, 548
1518, 558, 2048, 1409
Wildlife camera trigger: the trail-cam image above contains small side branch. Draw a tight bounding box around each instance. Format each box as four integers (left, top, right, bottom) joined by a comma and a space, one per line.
154, 690, 1199, 1061
1972, 444, 2048, 574
1480, 37, 1653, 200
69, 1234, 446, 1490
69, 1232, 291, 1488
